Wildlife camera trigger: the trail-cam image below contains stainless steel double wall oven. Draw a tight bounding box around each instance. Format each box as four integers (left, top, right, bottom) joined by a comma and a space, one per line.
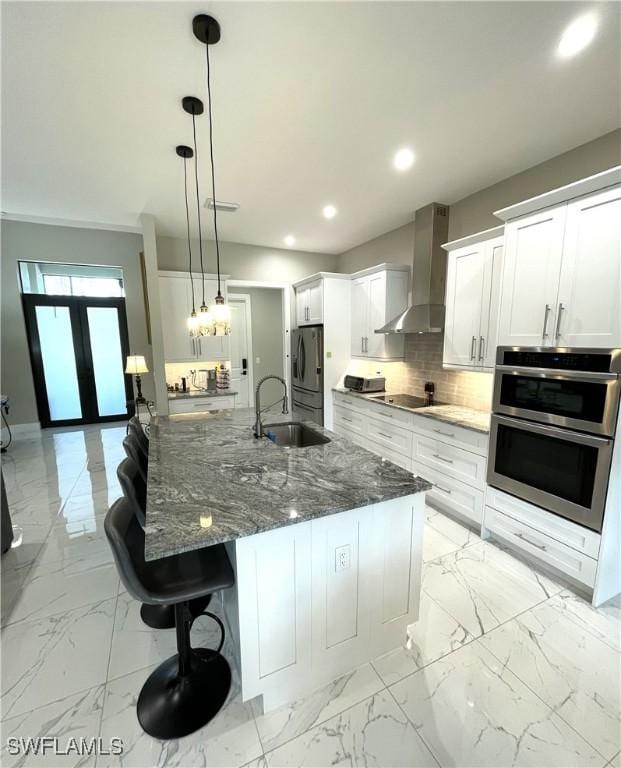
488, 347, 621, 533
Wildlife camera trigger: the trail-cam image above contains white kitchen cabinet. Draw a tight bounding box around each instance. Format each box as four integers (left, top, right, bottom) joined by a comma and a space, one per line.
556, 186, 621, 348
442, 227, 503, 369
295, 278, 323, 326
158, 272, 230, 362
350, 264, 409, 360
495, 172, 621, 349
498, 206, 566, 348
168, 395, 236, 414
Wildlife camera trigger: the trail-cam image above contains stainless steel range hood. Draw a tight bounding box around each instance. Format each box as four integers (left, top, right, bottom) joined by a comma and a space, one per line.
376, 202, 449, 334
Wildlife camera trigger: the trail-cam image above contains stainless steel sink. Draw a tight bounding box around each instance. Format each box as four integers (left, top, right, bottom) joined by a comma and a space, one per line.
264, 422, 330, 448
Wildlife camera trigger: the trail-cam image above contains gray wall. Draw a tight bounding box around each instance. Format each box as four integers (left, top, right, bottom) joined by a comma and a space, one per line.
1, 221, 152, 425
448, 128, 621, 240
233, 287, 284, 407
337, 129, 621, 273
157, 235, 338, 283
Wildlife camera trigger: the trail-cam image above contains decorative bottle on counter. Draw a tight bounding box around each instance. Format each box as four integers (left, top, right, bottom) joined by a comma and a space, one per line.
216, 365, 230, 390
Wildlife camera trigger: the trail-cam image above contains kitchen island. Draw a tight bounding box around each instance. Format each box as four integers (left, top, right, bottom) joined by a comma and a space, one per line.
145, 408, 430, 711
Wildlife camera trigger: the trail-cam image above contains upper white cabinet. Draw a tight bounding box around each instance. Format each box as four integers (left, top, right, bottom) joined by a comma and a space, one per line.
295, 278, 323, 326
442, 227, 504, 369
556, 186, 621, 348
498, 207, 566, 347
495, 169, 621, 349
158, 272, 230, 362
350, 264, 409, 360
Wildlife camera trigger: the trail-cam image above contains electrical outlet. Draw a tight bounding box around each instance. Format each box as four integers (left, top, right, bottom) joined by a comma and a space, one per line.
335, 544, 350, 572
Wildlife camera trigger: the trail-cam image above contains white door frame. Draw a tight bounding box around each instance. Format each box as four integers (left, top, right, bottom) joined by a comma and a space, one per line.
228, 293, 254, 405
226, 280, 292, 409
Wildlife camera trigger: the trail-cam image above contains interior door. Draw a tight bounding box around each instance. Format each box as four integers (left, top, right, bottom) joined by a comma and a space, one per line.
22, 295, 133, 427
229, 295, 251, 407
498, 206, 566, 347
443, 245, 485, 366
557, 186, 621, 348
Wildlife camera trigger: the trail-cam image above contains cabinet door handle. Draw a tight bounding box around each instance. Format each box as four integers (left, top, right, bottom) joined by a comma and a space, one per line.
542, 304, 551, 339
478, 336, 485, 362
515, 531, 547, 552
361, 336, 365, 353
432, 453, 454, 464
341, 416, 353, 423
378, 431, 392, 439
433, 483, 452, 495
364, 336, 369, 353
470, 336, 476, 360
555, 303, 565, 340
433, 429, 455, 438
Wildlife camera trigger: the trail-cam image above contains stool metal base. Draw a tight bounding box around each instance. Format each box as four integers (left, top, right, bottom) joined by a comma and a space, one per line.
140, 594, 211, 629
137, 648, 231, 739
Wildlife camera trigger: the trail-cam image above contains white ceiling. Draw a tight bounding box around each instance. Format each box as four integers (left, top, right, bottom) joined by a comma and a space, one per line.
2, 2, 619, 254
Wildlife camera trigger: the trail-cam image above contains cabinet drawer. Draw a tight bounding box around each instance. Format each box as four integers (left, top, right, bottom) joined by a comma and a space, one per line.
367, 416, 413, 457
169, 396, 235, 414
413, 462, 483, 526
485, 487, 600, 559
334, 405, 366, 437
484, 505, 597, 587
413, 434, 486, 489
410, 414, 488, 456
374, 445, 411, 472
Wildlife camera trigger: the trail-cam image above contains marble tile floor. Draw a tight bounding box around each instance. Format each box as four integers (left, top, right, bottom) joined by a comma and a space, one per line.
1, 423, 619, 768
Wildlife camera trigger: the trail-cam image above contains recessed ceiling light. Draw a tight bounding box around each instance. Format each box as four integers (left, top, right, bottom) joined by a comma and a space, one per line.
557, 13, 598, 58
393, 147, 415, 171
284, 235, 296, 247
322, 205, 337, 219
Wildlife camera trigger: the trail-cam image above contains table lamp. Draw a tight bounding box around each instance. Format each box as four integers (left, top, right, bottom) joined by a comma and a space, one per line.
125, 355, 149, 404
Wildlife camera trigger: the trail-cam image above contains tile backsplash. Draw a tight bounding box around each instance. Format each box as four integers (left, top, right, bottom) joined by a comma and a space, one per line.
344, 334, 493, 412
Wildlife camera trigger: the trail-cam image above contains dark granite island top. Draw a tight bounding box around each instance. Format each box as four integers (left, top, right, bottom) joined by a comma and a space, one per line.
144, 408, 430, 561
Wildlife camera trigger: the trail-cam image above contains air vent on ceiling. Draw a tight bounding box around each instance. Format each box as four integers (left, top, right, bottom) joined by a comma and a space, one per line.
205, 198, 240, 212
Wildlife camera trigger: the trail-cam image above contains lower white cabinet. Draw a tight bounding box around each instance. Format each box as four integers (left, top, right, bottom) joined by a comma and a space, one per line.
168, 395, 236, 414
333, 393, 488, 527
229, 494, 425, 712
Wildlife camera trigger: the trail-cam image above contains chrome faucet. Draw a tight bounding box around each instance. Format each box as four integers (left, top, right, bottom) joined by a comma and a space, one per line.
254, 375, 289, 438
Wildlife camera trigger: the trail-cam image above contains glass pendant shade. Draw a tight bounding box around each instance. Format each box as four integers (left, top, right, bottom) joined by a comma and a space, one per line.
211, 295, 231, 336
198, 303, 213, 336
187, 310, 200, 336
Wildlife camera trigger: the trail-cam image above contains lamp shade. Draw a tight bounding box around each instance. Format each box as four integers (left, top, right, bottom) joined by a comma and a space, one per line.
125, 355, 148, 375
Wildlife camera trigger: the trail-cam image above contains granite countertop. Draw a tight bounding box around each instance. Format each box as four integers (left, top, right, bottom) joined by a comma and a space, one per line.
145, 408, 430, 561
167, 390, 238, 400
333, 388, 490, 434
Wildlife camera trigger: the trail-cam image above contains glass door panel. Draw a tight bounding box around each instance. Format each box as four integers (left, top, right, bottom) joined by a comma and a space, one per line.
34, 305, 82, 421
86, 306, 128, 417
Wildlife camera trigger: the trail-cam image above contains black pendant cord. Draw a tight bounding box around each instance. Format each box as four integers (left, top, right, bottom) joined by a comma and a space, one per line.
205, 42, 222, 299
191, 112, 206, 308
183, 157, 196, 314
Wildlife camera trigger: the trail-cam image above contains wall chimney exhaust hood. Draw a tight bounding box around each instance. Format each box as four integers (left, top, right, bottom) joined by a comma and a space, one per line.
375, 202, 449, 334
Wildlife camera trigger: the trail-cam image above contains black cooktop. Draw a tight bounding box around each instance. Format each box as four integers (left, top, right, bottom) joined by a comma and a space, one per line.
371, 394, 447, 409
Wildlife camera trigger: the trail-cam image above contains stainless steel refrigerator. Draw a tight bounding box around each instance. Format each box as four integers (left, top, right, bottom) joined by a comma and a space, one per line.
292, 326, 323, 426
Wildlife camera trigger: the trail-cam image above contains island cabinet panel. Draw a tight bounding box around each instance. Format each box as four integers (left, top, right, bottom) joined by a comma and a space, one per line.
231, 494, 425, 713
234, 522, 312, 708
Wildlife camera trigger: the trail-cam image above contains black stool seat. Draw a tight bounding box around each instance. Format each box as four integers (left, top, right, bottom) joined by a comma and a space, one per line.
105, 497, 235, 739
123, 434, 147, 482
116, 457, 212, 629
128, 415, 149, 458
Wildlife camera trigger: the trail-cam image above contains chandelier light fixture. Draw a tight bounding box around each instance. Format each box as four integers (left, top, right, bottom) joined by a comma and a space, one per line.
193, 13, 231, 336
176, 144, 200, 336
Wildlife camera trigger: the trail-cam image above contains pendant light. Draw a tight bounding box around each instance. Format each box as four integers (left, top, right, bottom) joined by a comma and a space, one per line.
182, 95, 213, 336
176, 145, 200, 336
193, 14, 231, 336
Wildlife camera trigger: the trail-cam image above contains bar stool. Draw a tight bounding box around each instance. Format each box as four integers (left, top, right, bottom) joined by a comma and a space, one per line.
128, 415, 149, 458
123, 433, 147, 483
105, 496, 234, 739
116, 456, 210, 630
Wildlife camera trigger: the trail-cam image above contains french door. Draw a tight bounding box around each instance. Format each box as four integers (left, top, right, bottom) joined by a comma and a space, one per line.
22, 295, 134, 427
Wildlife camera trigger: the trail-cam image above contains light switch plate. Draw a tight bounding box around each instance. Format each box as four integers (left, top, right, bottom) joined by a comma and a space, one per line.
335, 544, 350, 572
